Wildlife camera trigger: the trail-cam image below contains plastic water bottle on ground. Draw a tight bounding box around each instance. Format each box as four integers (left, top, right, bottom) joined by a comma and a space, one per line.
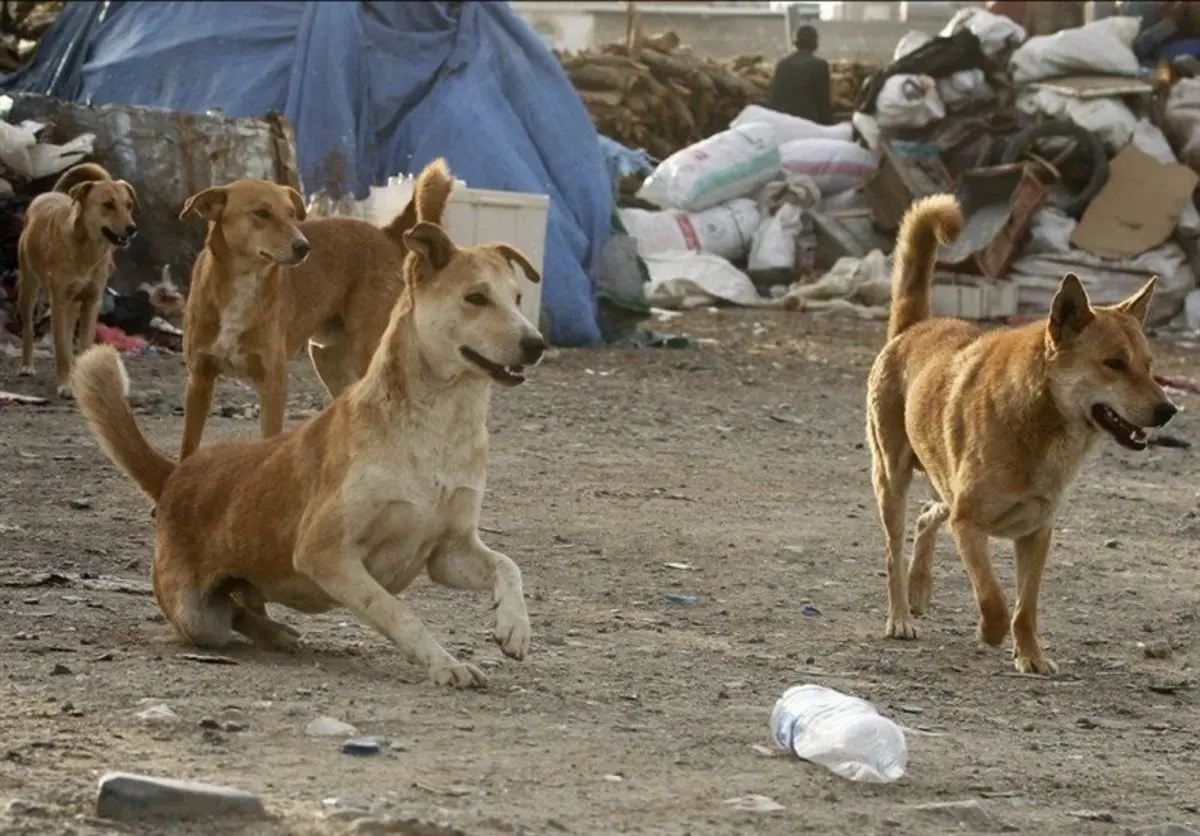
769, 684, 907, 783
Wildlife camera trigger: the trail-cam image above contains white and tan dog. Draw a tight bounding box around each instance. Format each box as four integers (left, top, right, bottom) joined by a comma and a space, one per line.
72, 201, 547, 688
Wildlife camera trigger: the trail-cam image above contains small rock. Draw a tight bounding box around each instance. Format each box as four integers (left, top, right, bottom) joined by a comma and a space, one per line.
136, 704, 179, 726
724, 794, 785, 813
1134, 826, 1200, 836
5, 798, 45, 817
898, 704, 924, 715
96, 772, 267, 822
663, 594, 697, 605
222, 720, 247, 732
1104, 538, 1120, 549
49, 663, 71, 676
602, 774, 623, 783
1068, 809, 1114, 823
343, 738, 382, 757
1076, 717, 1100, 729
1142, 640, 1173, 660
306, 716, 357, 737
911, 800, 998, 829
198, 717, 221, 730
68, 499, 92, 510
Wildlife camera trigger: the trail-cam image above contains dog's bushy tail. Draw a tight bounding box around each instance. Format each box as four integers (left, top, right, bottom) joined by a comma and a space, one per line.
52, 162, 112, 195
888, 194, 964, 340
382, 158, 456, 246
73, 346, 175, 502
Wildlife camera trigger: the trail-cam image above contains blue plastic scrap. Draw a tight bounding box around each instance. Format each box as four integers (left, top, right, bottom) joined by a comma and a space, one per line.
2, 1, 613, 346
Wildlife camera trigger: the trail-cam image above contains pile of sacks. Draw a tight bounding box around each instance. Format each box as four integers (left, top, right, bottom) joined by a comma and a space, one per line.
620, 106, 878, 310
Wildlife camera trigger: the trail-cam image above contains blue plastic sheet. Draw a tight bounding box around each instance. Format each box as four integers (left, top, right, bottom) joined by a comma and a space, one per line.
2, 1, 611, 345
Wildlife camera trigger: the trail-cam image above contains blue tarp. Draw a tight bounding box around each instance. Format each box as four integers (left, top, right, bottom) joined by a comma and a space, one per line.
2, 1, 612, 346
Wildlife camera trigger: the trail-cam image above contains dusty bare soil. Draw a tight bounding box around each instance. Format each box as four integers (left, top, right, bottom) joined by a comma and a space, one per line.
0, 309, 1197, 836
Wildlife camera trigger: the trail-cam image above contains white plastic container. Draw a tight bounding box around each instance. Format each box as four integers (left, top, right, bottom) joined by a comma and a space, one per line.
770, 684, 908, 784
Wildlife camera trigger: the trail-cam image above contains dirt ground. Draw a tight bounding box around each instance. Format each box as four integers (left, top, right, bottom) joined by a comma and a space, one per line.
0, 309, 1196, 836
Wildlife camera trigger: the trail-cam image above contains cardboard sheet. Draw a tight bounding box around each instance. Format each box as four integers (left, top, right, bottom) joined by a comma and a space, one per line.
1071, 144, 1199, 260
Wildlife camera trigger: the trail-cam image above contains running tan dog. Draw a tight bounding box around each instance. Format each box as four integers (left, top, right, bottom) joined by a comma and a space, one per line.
72, 205, 546, 688
866, 194, 1177, 675
17, 162, 138, 397
177, 161, 449, 459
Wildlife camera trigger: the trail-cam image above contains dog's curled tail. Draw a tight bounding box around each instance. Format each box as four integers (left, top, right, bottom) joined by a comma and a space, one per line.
52, 162, 112, 195
382, 157, 456, 246
73, 346, 175, 502
888, 194, 964, 340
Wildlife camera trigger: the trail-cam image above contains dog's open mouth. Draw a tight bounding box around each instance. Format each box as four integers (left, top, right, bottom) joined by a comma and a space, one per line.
460, 347, 526, 386
1092, 404, 1148, 451
102, 228, 131, 248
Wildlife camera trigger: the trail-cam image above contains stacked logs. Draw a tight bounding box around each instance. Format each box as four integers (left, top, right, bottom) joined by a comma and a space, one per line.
559, 32, 879, 161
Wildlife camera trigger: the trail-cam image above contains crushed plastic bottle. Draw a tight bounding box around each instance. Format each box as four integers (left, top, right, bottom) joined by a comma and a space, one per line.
769, 684, 907, 783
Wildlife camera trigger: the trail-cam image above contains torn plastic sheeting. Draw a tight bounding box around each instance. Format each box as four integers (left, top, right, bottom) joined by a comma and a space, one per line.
6, 93, 298, 295
1009, 244, 1192, 327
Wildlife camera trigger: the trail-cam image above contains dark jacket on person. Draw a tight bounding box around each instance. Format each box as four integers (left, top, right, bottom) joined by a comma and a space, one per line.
765, 49, 834, 125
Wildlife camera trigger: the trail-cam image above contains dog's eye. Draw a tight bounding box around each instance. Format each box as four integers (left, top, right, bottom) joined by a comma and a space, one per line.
465, 293, 488, 307
103, 200, 116, 210
1104, 358, 1127, 372
253, 209, 271, 220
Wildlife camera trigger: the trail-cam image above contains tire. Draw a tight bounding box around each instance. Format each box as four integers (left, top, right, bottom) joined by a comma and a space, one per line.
1000, 119, 1109, 218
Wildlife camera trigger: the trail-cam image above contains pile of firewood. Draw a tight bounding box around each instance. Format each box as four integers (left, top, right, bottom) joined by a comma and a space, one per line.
0, 1, 62, 72
560, 31, 880, 160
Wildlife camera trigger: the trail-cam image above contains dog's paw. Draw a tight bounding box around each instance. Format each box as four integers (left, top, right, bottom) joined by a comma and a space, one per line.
494, 604, 531, 661
429, 660, 488, 689
1013, 651, 1058, 676
908, 575, 932, 617
16, 365, 34, 377
885, 615, 918, 640
976, 596, 1010, 647
56, 383, 74, 400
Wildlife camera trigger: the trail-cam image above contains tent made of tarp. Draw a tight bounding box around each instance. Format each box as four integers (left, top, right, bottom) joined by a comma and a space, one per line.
2, 0, 612, 346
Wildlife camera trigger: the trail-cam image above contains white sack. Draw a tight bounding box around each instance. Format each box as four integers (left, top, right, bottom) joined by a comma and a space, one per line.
748, 203, 804, 275
730, 105, 853, 144
643, 251, 772, 310
779, 139, 879, 197
1010, 16, 1140, 83
1016, 88, 1137, 152
894, 30, 994, 111
875, 75, 946, 130
1164, 78, 1200, 172
636, 122, 781, 213
941, 7, 1028, 60
620, 199, 762, 260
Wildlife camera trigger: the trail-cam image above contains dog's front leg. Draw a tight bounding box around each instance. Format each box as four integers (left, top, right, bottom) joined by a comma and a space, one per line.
180, 364, 217, 460
295, 519, 487, 688
256, 356, 288, 439
50, 293, 77, 398
427, 535, 531, 661
948, 516, 1010, 648
1011, 526, 1057, 675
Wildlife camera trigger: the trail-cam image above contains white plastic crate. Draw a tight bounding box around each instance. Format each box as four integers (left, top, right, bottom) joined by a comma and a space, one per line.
358, 180, 549, 327
932, 274, 1018, 321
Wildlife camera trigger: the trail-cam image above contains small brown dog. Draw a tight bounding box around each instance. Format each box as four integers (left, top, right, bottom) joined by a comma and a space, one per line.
17, 162, 138, 397
177, 161, 450, 460
867, 194, 1177, 675
73, 200, 546, 687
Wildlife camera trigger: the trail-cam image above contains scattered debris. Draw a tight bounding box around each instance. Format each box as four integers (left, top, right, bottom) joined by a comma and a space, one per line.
664, 593, 697, 605
910, 799, 1001, 830
724, 794, 785, 813
343, 738, 382, 757
178, 653, 238, 666
306, 716, 358, 738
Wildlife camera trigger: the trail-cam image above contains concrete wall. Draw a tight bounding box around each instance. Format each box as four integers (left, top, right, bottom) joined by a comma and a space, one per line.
588, 11, 942, 62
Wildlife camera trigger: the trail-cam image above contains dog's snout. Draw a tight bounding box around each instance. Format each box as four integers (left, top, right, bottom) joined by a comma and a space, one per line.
125, 224, 138, 239
1153, 401, 1178, 427
519, 334, 546, 364
291, 239, 312, 259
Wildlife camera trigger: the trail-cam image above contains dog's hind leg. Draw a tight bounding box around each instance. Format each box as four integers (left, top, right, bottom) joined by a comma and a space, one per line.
868, 417, 918, 640
1011, 526, 1057, 675
152, 556, 235, 648
230, 583, 301, 652
16, 264, 37, 376
908, 500, 948, 616
427, 536, 531, 662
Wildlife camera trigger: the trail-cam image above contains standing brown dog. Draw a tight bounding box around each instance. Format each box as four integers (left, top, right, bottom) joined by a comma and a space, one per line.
867, 194, 1177, 675
178, 160, 452, 460
17, 162, 138, 397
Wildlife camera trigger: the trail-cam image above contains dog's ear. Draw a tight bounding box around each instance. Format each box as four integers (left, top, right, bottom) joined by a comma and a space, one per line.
403, 221, 455, 280
68, 181, 96, 204
1113, 276, 1157, 326
117, 180, 138, 210
285, 186, 307, 222
1048, 272, 1094, 344
490, 243, 541, 285
179, 187, 227, 222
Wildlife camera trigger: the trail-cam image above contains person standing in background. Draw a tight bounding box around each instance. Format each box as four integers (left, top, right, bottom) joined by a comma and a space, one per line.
765, 24, 834, 126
